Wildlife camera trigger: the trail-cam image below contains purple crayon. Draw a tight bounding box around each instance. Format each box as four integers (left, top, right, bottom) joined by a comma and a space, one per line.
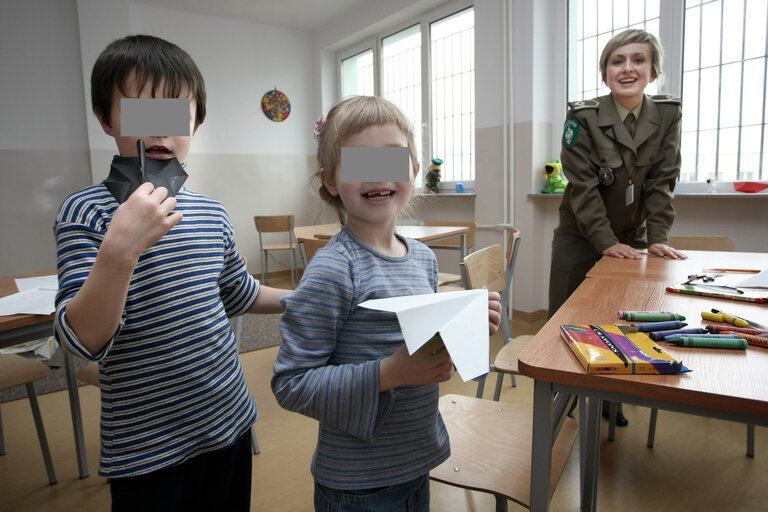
647, 327, 709, 341
631, 320, 687, 332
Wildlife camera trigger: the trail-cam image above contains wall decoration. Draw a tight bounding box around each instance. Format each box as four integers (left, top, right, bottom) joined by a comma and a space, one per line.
261, 88, 291, 122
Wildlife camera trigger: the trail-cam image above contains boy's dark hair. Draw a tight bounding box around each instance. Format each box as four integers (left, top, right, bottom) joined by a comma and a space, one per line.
91, 34, 206, 128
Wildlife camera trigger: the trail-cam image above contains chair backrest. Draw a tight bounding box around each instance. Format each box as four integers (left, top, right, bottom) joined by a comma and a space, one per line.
425, 221, 477, 251
298, 237, 329, 267
254, 215, 296, 248
463, 244, 506, 293
668, 235, 735, 251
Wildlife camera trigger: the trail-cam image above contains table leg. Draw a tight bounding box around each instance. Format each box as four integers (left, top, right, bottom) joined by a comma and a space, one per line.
530, 379, 554, 511
460, 233, 466, 259
64, 351, 89, 478
581, 395, 602, 512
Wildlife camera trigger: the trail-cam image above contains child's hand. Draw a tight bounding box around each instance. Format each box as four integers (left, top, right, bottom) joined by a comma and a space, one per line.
379, 336, 454, 392
488, 290, 502, 335
104, 182, 183, 261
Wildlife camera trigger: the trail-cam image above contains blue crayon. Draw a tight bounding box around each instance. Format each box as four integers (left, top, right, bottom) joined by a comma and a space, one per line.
631, 320, 687, 332
647, 328, 709, 341
665, 333, 740, 341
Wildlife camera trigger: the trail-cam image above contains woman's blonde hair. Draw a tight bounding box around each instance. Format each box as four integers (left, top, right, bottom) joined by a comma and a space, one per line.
599, 29, 664, 82
314, 96, 419, 224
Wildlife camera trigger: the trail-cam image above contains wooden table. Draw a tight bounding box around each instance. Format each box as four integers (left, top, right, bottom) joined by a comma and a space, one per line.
517, 252, 768, 511
0, 271, 89, 478
301, 224, 471, 259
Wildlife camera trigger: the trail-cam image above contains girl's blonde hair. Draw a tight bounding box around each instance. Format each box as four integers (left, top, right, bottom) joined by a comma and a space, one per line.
600, 29, 664, 82
314, 96, 419, 224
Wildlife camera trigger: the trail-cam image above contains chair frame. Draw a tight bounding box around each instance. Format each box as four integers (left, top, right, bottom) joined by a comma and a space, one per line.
254, 215, 298, 288
297, 237, 329, 269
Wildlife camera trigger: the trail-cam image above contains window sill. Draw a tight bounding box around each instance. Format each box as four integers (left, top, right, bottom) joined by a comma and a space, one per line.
527, 192, 768, 199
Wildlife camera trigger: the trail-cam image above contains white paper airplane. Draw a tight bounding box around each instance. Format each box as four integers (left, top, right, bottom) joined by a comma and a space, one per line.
359, 289, 489, 381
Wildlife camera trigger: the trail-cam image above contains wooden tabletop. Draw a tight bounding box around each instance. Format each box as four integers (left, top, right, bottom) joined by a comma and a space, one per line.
517, 277, 768, 418
585, 250, 768, 282
0, 270, 56, 333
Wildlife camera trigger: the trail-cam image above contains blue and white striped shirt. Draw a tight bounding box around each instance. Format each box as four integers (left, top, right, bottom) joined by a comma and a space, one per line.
271, 227, 450, 489
54, 184, 259, 478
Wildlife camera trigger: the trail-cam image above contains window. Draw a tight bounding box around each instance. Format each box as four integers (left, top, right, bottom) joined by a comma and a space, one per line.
338, 5, 475, 189
568, 0, 768, 182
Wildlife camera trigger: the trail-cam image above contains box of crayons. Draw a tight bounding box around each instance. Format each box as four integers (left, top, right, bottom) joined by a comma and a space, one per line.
560, 324, 687, 374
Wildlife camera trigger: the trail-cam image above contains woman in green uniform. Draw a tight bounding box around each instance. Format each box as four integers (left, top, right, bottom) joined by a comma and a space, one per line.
549, 29, 687, 425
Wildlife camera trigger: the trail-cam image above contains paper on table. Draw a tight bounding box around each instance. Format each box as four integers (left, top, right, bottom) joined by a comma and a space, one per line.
0, 288, 56, 315
737, 269, 768, 289
15, 275, 58, 292
359, 289, 489, 381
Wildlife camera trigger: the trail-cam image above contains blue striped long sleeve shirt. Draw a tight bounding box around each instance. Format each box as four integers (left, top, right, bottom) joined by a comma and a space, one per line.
54, 184, 259, 478
271, 227, 450, 489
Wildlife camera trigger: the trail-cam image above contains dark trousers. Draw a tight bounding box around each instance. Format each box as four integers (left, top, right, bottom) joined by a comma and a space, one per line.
110, 430, 252, 512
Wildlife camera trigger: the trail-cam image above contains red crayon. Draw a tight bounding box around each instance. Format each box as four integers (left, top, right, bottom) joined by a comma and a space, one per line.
727, 332, 768, 349
706, 325, 768, 335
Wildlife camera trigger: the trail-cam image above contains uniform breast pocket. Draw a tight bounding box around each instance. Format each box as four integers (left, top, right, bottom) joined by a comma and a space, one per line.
589, 148, 622, 186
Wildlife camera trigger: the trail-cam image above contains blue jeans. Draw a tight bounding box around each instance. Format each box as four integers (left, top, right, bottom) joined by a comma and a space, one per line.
314, 474, 430, 512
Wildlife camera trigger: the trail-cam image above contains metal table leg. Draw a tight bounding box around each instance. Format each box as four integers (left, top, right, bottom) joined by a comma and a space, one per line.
530, 379, 554, 511
64, 351, 89, 478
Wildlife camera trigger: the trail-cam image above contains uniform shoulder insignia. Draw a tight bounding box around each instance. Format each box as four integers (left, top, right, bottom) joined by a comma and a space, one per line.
651, 94, 681, 105
568, 99, 599, 111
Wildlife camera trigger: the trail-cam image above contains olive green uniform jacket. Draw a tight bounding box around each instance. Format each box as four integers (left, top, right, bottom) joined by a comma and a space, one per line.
548, 93, 682, 316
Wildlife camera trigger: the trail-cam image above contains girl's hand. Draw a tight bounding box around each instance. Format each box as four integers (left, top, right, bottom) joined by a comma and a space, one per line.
488, 290, 502, 335
603, 243, 643, 259
103, 182, 183, 261
379, 336, 455, 392
648, 242, 687, 260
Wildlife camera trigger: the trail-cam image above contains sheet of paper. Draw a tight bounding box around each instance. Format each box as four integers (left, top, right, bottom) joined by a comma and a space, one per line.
0, 288, 56, 315
737, 269, 768, 289
359, 289, 489, 381
15, 275, 58, 292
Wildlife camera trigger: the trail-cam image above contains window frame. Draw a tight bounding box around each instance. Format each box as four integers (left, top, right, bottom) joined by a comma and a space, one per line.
336, 0, 475, 191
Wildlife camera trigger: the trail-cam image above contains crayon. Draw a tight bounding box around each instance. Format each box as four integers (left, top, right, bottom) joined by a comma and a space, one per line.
617, 310, 676, 319
703, 310, 750, 328
731, 332, 768, 349
667, 337, 747, 349
664, 333, 740, 341
622, 312, 685, 322
705, 325, 768, 335
647, 328, 708, 341
631, 321, 687, 332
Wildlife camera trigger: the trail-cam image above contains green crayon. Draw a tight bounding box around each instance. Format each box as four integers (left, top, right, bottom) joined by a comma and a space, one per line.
668, 337, 747, 349
622, 312, 686, 322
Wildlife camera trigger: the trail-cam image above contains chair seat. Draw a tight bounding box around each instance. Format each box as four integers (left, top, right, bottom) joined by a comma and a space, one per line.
431, 394, 578, 508
0, 354, 50, 389
437, 272, 462, 286
261, 242, 295, 251
493, 335, 534, 375
438, 284, 465, 293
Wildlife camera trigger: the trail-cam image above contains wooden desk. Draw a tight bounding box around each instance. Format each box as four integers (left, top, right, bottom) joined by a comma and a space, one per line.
0, 271, 90, 478
303, 224, 471, 259
518, 256, 768, 511
585, 250, 768, 282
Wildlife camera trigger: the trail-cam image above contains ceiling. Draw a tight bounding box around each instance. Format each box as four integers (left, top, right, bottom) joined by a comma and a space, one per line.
134, 0, 373, 32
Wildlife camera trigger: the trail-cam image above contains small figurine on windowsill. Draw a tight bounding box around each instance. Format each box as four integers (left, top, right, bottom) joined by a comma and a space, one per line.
425, 157, 443, 194
542, 159, 568, 194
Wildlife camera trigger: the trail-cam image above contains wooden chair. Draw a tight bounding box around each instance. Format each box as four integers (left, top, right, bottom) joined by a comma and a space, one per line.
297, 237, 329, 268
425, 221, 477, 287
430, 394, 577, 510
0, 354, 57, 484
645, 235, 755, 455
466, 229, 532, 400
668, 235, 735, 251
254, 215, 298, 288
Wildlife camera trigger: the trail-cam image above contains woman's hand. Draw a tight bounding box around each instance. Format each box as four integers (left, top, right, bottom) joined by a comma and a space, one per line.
648, 242, 687, 260
603, 243, 644, 259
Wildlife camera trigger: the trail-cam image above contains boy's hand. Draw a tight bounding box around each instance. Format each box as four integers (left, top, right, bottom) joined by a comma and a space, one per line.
379, 335, 454, 392
488, 290, 502, 335
104, 182, 183, 261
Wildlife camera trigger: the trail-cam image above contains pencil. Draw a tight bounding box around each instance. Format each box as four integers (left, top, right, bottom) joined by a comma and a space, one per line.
702, 268, 760, 273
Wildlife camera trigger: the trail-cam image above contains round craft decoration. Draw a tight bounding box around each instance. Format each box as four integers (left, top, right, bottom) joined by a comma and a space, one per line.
261, 89, 291, 122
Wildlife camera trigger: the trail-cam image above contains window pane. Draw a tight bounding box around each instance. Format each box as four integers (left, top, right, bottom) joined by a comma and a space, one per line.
431, 8, 475, 183
382, 24, 422, 166
721, 0, 744, 64
740, 125, 762, 179
719, 62, 741, 128
745, 0, 768, 60
341, 49, 374, 97
717, 127, 739, 181
699, 1, 722, 69
682, 70, 700, 132
683, 6, 701, 72
742, 58, 765, 126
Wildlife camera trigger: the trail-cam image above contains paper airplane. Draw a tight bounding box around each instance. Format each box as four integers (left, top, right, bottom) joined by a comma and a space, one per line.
359, 289, 489, 381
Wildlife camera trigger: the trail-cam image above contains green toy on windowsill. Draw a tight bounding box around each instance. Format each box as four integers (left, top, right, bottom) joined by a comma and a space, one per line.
542, 159, 568, 194
425, 157, 443, 194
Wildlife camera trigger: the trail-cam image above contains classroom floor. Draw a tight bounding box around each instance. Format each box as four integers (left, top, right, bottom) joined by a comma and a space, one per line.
1, 275, 767, 511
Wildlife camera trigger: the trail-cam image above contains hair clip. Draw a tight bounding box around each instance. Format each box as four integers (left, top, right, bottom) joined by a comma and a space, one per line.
313, 114, 326, 139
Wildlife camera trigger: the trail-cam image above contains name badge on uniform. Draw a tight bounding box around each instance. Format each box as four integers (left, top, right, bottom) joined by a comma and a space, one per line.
625, 183, 635, 206
598, 167, 615, 186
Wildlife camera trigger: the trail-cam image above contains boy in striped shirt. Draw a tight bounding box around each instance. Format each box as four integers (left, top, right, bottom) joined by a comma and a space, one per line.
54, 35, 288, 511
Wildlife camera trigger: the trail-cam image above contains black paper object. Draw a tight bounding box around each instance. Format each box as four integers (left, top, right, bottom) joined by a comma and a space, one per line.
104, 139, 188, 203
